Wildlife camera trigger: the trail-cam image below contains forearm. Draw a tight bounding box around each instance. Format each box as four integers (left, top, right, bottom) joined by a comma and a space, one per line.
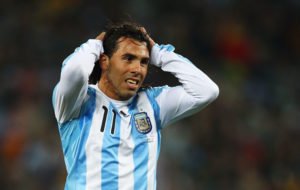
151, 44, 219, 105
59, 39, 103, 93
54, 39, 103, 122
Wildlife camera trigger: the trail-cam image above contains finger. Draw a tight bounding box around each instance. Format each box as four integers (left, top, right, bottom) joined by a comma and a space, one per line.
96, 32, 106, 40
139, 27, 155, 47
140, 27, 147, 34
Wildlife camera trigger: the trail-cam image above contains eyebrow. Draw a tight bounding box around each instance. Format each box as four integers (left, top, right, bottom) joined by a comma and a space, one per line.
122, 53, 149, 60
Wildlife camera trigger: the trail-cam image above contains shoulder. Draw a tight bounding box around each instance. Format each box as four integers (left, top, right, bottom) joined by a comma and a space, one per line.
138, 85, 170, 98
87, 85, 97, 94
81, 85, 97, 110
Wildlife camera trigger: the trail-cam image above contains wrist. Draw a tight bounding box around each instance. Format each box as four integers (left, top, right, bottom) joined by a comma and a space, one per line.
150, 44, 162, 67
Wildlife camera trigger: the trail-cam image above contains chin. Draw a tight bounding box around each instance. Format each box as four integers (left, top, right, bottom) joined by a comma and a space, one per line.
120, 90, 137, 100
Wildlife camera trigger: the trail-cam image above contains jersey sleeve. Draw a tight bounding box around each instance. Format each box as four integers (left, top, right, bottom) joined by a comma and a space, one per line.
150, 44, 219, 127
52, 39, 103, 123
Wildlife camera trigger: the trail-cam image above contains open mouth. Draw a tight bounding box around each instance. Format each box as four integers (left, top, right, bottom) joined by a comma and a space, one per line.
126, 79, 139, 85
125, 78, 140, 90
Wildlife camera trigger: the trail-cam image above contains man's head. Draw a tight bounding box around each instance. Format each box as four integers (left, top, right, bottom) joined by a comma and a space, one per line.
91, 22, 152, 100
102, 22, 151, 58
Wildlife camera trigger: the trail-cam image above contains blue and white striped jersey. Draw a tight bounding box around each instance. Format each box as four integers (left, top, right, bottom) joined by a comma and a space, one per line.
52, 39, 219, 190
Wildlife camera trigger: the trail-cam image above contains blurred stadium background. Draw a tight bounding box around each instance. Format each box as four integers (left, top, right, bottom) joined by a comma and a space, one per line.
1, 0, 300, 189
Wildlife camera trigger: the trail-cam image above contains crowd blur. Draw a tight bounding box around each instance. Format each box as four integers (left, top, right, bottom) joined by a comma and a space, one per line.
1, 0, 299, 189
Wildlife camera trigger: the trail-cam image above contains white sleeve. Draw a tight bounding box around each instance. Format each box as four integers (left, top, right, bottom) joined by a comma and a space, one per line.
52, 39, 103, 123
150, 44, 219, 127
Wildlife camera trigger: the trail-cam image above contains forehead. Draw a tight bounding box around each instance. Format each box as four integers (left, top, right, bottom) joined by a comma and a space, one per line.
114, 37, 149, 57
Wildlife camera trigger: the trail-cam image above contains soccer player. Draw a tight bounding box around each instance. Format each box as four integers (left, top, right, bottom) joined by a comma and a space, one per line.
52, 22, 219, 190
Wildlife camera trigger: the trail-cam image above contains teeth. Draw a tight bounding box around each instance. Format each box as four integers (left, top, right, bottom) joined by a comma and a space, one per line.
127, 79, 137, 84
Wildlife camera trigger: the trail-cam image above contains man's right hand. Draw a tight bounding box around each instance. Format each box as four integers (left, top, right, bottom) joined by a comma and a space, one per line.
96, 32, 106, 41
140, 27, 155, 48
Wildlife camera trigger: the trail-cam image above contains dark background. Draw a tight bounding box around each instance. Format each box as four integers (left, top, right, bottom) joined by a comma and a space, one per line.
1, 0, 300, 189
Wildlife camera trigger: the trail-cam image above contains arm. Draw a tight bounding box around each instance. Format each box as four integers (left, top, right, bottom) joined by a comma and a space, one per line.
53, 33, 105, 123
150, 44, 219, 127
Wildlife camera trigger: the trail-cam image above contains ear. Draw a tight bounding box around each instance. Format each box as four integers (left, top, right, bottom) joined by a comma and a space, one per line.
99, 54, 109, 70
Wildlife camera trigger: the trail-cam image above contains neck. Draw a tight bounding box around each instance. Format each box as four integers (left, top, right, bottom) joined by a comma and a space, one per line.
98, 78, 113, 98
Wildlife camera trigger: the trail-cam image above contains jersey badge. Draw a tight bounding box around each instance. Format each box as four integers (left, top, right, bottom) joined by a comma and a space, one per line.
134, 112, 152, 134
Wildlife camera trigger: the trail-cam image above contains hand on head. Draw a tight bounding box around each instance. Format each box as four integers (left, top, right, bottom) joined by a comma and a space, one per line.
140, 27, 155, 48
96, 32, 106, 41
96, 26, 155, 48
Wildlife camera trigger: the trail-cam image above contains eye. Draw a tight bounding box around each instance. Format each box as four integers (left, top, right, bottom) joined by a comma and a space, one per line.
141, 58, 150, 66
123, 54, 134, 62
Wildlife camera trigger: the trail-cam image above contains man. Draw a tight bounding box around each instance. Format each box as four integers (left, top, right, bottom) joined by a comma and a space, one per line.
52, 22, 219, 190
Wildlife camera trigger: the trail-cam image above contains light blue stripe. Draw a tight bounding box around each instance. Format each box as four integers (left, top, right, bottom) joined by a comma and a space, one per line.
126, 96, 148, 189
101, 103, 120, 190
126, 96, 149, 190
145, 88, 164, 189
154, 130, 161, 190
158, 44, 175, 52
132, 118, 149, 190
146, 87, 164, 129
59, 87, 97, 190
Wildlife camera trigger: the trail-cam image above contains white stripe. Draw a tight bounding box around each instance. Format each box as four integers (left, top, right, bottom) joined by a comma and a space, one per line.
145, 102, 158, 190
85, 97, 106, 189
119, 113, 134, 190
147, 131, 157, 190
118, 114, 135, 190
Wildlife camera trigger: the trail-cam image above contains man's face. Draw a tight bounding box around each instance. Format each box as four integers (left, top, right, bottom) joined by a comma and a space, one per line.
99, 37, 150, 100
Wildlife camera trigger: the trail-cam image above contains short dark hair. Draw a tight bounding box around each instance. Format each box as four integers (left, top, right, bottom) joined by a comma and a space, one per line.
89, 22, 151, 84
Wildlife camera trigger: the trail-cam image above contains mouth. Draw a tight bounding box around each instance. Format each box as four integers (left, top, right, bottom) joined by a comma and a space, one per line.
125, 78, 140, 89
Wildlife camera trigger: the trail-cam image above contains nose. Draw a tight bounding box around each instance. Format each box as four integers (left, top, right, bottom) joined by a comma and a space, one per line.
131, 61, 142, 73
